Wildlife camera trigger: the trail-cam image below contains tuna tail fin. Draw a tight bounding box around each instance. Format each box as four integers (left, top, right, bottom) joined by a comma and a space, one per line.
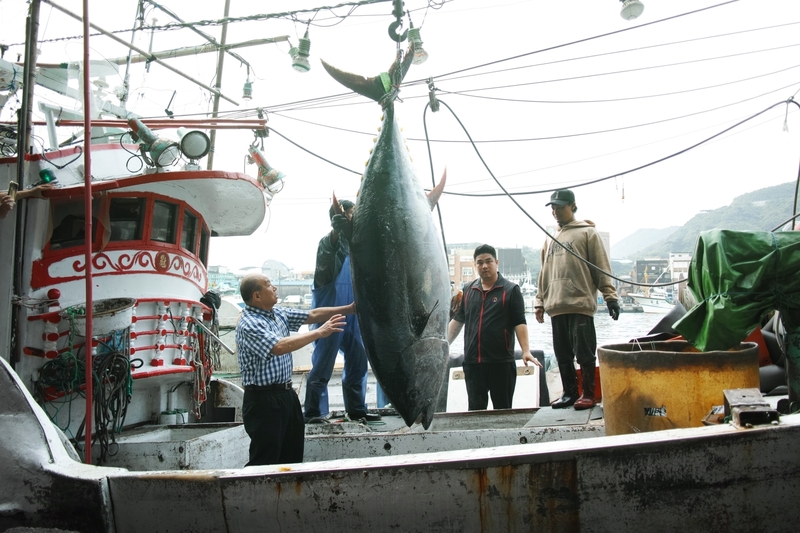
427, 168, 447, 210
321, 46, 414, 104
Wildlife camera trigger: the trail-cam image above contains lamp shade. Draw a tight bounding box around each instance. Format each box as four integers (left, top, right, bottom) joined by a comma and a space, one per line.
178, 129, 211, 160
409, 27, 429, 65
620, 0, 644, 20
128, 118, 179, 168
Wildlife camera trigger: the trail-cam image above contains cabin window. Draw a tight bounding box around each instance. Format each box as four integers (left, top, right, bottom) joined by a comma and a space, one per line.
49, 199, 98, 250
199, 225, 209, 266
109, 198, 145, 242
181, 209, 198, 253
150, 200, 177, 243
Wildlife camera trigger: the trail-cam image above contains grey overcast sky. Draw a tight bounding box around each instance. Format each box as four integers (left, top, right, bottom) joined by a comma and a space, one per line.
2, 0, 799, 271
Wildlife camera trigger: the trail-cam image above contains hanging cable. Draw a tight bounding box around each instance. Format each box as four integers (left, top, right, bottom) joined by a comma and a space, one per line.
421, 97, 800, 290
268, 127, 361, 175
439, 98, 794, 200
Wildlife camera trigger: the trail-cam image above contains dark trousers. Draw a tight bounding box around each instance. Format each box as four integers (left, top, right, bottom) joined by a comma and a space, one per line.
303, 324, 368, 419
242, 388, 304, 466
463, 361, 517, 410
551, 313, 597, 368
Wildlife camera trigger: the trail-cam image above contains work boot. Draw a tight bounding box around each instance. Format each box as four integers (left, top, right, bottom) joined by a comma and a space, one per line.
573, 364, 597, 411
551, 361, 579, 409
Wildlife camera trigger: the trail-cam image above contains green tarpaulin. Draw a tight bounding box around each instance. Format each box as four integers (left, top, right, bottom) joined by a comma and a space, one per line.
674, 229, 800, 351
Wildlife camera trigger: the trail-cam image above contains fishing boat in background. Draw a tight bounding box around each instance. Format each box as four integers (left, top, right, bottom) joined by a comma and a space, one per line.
629, 287, 674, 314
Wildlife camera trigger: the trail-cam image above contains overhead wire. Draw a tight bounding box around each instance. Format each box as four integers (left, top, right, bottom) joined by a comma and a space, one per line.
445, 63, 800, 105
415, 20, 800, 86
405, 0, 744, 84
434, 42, 800, 100
264, 78, 800, 149
440, 99, 794, 198
420, 97, 800, 289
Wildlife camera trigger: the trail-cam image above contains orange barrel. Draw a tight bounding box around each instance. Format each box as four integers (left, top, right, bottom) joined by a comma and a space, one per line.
597, 340, 759, 436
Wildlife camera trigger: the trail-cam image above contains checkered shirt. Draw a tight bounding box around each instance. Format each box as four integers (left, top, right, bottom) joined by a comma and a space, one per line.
235, 305, 309, 386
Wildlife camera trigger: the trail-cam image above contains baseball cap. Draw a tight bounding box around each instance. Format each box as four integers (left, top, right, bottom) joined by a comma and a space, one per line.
546, 189, 575, 206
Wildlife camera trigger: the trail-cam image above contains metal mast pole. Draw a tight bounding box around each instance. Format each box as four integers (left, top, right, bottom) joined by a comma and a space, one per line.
81, 0, 95, 465
206, 0, 232, 171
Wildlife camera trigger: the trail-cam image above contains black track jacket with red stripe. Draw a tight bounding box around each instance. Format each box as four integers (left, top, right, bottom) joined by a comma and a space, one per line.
454, 274, 527, 365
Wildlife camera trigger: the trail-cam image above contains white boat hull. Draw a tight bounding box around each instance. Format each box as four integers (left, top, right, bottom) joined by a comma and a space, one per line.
630, 294, 674, 314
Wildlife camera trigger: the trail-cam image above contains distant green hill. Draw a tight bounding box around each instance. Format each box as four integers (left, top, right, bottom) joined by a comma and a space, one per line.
612, 227, 680, 259
635, 181, 798, 259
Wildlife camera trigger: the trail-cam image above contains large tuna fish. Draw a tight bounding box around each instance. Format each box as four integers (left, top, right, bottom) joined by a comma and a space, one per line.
323, 49, 450, 429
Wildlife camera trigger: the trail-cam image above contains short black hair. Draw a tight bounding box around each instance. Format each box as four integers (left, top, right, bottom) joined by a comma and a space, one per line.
329, 199, 355, 219
473, 244, 496, 260
240, 274, 265, 303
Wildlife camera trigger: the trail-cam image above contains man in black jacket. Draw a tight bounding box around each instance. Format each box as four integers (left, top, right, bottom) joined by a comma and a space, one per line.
447, 244, 542, 410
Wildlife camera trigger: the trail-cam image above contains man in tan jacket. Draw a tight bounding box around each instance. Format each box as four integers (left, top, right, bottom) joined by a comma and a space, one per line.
535, 189, 620, 410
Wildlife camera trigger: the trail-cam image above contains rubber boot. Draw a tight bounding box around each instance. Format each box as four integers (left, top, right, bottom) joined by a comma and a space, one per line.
573, 365, 597, 411
551, 362, 579, 409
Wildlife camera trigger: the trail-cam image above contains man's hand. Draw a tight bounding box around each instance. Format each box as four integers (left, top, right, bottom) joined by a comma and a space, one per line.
607, 300, 620, 321
535, 307, 545, 324
316, 314, 346, 338
0, 195, 15, 219
22, 183, 56, 199
522, 351, 543, 368
331, 214, 348, 234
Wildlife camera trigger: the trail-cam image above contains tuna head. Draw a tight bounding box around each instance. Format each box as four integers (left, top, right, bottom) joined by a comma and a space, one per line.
323, 50, 451, 429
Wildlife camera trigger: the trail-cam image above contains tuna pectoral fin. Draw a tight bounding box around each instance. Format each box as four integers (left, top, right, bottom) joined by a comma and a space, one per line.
412, 299, 440, 339
427, 168, 447, 210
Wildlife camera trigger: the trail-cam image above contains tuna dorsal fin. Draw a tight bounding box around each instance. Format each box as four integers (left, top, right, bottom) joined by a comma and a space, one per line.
332, 191, 343, 216
412, 299, 440, 339
321, 46, 414, 104
427, 168, 447, 210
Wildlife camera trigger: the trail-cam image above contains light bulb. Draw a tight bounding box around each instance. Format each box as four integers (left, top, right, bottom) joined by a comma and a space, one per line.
408, 27, 429, 65
289, 31, 311, 73
620, 0, 644, 20
290, 50, 310, 73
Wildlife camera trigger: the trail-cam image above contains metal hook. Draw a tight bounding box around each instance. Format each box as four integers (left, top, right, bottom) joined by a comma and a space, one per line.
388, 19, 407, 43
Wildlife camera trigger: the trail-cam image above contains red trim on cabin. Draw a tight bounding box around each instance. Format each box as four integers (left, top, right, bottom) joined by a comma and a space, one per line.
38, 169, 259, 197
32, 190, 214, 291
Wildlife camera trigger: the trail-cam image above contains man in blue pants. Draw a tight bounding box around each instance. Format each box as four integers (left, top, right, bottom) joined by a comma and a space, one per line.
303, 199, 381, 422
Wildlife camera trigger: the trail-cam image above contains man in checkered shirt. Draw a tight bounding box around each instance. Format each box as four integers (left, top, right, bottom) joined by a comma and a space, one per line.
235, 272, 356, 466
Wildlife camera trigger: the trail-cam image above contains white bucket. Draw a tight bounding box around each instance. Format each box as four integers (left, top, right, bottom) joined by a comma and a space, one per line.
175, 409, 189, 424
64, 297, 136, 336
159, 410, 177, 425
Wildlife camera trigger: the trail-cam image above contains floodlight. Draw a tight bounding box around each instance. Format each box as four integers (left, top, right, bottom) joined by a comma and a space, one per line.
128, 118, 179, 168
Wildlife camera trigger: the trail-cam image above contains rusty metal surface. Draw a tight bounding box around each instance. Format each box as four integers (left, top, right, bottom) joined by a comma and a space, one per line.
577, 423, 800, 532
219, 453, 581, 533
